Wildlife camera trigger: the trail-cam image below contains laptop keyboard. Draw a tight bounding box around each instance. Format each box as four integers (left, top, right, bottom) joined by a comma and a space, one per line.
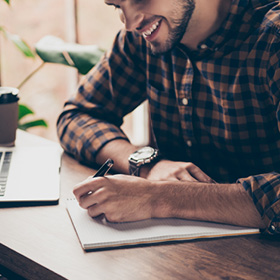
0, 151, 12, 196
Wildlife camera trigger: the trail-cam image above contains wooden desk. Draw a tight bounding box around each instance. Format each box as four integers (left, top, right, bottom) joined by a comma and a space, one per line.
0, 131, 280, 280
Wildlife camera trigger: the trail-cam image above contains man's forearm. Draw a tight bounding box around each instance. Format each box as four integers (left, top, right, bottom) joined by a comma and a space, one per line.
152, 181, 265, 229
95, 139, 138, 174
96, 142, 265, 229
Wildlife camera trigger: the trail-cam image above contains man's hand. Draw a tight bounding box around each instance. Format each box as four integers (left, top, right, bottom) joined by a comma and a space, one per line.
141, 159, 216, 183
73, 175, 157, 223
73, 172, 264, 229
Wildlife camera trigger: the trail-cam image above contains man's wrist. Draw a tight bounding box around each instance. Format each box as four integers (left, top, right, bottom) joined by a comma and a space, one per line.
139, 162, 157, 178
128, 146, 160, 176
149, 181, 174, 218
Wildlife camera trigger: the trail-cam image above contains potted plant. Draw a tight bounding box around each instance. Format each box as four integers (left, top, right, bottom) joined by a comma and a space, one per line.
0, 0, 47, 130
1, 0, 104, 131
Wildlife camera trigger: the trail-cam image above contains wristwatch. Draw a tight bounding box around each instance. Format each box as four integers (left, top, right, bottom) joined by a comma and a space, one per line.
128, 146, 160, 176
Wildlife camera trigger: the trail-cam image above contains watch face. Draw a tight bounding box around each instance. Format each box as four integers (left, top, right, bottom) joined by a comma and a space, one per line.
132, 147, 155, 160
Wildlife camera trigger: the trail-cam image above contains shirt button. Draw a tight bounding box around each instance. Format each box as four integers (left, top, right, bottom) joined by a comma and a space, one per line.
187, 140, 192, 147
182, 98, 189, 105
270, 224, 276, 232
200, 44, 208, 50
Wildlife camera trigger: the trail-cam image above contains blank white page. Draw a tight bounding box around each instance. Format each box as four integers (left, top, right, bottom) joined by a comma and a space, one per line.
66, 199, 259, 251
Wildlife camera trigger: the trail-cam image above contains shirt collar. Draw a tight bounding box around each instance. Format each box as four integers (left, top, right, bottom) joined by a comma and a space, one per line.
196, 0, 250, 53
187, 0, 278, 58
251, 0, 277, 9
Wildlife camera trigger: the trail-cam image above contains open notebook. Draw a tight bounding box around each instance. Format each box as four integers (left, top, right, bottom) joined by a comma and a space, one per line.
66, 199, 260, 251
0, 145, 61, 206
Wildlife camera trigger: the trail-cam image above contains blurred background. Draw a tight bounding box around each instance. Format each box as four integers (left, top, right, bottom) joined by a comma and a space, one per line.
0, 0, 148, 145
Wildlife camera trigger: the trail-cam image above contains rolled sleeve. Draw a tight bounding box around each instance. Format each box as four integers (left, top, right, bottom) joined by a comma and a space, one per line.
57, 29, 147, 166
238, 173, 280, 235
57, 110, 129, 166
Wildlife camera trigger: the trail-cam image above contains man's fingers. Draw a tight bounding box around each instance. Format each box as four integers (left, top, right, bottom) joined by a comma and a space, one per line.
176, 172, 198, 182
188, 166, 215, 183
87, 203, 104, 218
174, 165, 215, 183
79, 187, 108, 209
73, 177, 105, 201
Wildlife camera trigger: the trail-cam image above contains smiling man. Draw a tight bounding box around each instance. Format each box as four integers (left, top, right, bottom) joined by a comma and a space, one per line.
113, 0, 197, 54
57, 0, 280, 235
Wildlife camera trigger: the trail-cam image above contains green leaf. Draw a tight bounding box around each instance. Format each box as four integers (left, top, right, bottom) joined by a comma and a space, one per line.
35, 36, 104, 75
18, 104, 34, 121
4, 0, 10, 5
9, 34, 35, 58
18, 104, 48, 131
18, 119, 48, 131
0, 27, 35, 58
2, 29, 35, 58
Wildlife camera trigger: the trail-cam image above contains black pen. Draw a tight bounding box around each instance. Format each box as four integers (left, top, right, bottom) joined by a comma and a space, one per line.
93, 158, 114, 178
81, 159, 114, 199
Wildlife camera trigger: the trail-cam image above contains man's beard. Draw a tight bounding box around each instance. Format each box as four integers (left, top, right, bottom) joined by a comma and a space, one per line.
149, 1, 195, 55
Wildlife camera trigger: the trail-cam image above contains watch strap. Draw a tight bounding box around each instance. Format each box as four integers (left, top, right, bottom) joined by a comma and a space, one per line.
129, 163, 140, 176
128, 147, 160, 176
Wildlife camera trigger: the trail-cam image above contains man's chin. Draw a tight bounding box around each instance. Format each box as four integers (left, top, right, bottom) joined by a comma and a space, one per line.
147, 38, 178, 55
149, 42, 173, 55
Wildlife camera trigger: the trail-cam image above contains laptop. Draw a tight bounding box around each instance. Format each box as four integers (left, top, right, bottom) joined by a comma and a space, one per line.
0, 145, 61, 207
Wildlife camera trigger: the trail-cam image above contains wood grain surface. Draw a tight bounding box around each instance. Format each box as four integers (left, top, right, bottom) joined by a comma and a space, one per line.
0, 131, 279, 280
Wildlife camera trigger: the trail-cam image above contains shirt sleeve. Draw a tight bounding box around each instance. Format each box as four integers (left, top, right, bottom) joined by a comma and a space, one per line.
57, 29, 147, 166
237, 32, 280, 235
237, 174, 280, 235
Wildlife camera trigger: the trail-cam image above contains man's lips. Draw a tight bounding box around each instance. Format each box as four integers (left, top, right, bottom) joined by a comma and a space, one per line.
138, 19, 162, 39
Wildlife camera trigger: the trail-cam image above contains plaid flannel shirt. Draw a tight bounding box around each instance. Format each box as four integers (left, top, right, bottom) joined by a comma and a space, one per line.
57, 0, 280, 234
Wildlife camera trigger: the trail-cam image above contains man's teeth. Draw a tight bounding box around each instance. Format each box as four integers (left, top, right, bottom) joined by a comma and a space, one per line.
143, 21, 160, 37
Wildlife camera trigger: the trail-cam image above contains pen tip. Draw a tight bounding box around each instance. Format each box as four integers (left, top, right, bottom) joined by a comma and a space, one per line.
107, 158, 114, 165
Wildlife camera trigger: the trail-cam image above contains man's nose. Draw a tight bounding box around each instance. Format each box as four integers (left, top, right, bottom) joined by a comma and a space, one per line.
119, 8, 144, 31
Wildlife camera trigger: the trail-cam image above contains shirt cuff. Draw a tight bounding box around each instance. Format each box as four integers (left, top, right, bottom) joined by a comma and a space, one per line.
237, 172, 280, 235
57, 114, 129, 166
